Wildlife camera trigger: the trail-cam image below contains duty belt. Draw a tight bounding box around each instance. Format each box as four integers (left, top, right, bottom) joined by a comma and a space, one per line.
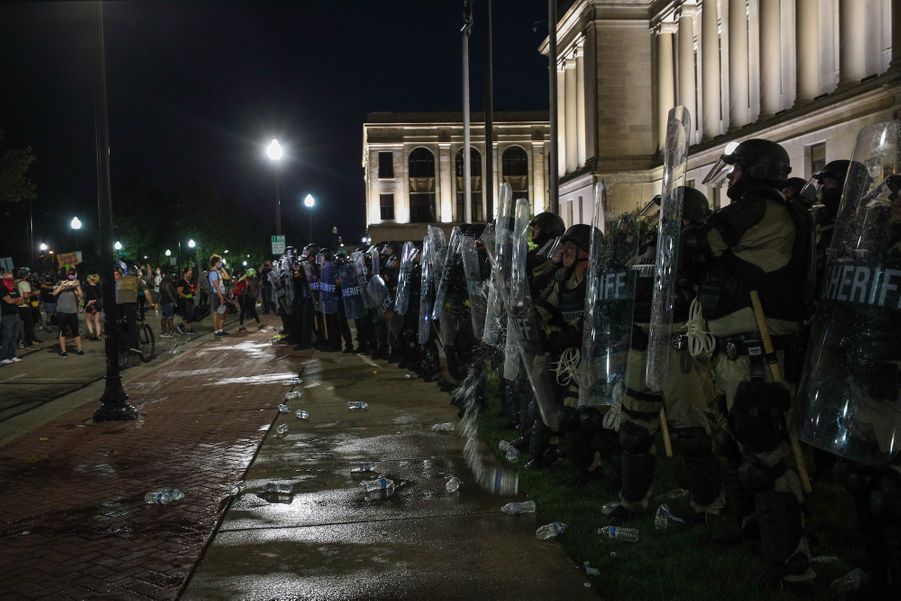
715, 334, 788, 361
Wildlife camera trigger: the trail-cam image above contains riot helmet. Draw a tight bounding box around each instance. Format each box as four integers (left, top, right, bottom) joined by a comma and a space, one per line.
17, 267, 30, 279
679, 186, 710, 224
812, 160, 851, 216
529, 212, 566, 246
703, 139, 792, 200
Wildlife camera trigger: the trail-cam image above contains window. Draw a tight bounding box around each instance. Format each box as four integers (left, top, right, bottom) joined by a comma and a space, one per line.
378, 152, 394, 179
408, 148, 436, 223
379, 193, 394, 221
455, 147, 483, 222
809, 142, 826, 176
502, 146, 529, 203
686, 179, 695, 189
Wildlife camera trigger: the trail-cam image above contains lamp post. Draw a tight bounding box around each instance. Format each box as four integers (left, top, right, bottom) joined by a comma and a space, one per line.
70, 216, 82, 270
164, 248, 171, 266
266, 139, 284, 236
303, 193, 315, 243
187, 238, 197, 293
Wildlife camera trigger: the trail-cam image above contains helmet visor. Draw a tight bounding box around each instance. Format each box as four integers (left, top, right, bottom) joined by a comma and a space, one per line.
702, 156, 734, 187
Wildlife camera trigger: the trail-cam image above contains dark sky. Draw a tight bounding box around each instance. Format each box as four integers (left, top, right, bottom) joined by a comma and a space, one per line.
1, 0, 551, 259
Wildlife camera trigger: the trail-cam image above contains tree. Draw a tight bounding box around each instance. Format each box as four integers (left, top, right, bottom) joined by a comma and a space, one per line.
0, 129, 37, 204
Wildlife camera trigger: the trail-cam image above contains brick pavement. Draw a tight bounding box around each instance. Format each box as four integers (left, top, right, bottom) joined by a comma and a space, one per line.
0, 319, 311, 600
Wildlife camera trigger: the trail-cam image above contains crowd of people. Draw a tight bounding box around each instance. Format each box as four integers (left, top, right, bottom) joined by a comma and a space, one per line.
267, 125, 899, 596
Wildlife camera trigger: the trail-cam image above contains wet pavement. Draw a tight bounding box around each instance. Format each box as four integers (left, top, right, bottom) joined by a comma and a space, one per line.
1, 321, 599, 600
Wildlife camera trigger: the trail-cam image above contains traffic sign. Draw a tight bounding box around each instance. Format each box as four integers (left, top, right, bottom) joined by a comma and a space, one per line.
271, 235, 286, 255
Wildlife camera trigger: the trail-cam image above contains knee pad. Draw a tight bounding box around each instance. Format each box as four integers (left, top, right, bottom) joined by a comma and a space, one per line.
737, 455, 774, 494
672, 427, 713, 457
579, 407, 604, 433
713, 428, 740, 460
619, 420, 653, 455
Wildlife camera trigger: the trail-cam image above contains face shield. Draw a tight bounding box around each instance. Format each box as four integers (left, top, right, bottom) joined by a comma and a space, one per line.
701, 141, 741, 187
798, 176, 821, 208
546, 237, 565, 264
535, 236, 560, 260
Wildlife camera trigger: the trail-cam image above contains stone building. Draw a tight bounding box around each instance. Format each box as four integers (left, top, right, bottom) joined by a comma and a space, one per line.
362, 112, 550, 241
545, 0, 900, 223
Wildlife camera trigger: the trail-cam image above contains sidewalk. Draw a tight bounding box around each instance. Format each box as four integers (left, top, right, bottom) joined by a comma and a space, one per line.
1, 320, 599, 601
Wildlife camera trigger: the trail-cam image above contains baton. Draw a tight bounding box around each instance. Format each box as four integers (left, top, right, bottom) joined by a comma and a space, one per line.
658, 408, 674, 458
749, 290, 813, 495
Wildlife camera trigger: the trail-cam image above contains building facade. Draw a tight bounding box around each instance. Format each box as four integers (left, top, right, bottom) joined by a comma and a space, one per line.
544, 0, 900, 223
362, 112, 550, 241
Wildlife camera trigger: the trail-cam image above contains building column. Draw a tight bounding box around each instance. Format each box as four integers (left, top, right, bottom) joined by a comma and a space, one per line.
583, 25, 598, 164
677, 4, 697, 142
575, 44, 587, 166
702, 0, 721, 139
564, 56, 578, 173
893, 0, 901, 71
728, 0, 750, 127
839, 0, 867, 85
531, 142, 546, 213
657, 22, 676, 150
759, 0, 782, 116
437, 143, 453, 223
556, 63, 567, 177
796, 0, 819, 103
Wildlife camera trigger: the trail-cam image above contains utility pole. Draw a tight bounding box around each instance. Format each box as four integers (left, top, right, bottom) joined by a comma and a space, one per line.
92, 1, 137, 423
462, 0, 473, 223
483, 0, 494, 219
548, 0, 559, 214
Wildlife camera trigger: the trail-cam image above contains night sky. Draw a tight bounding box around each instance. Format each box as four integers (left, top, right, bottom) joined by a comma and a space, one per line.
1, 0, 553, 261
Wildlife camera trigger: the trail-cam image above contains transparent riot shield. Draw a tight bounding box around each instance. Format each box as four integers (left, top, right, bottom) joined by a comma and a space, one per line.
319, 260, 338, 315
394, 241, 416, 316
351, 251, 375, 310
461, 234, 487, 338
579, 181, 637, 407
339, 262, 366, 321
432, 226, 462, 321
302, 261, 321, 312
645, 105, 691, 391
482, 184, 514, 346
418, 234, 434, 345
369, 246, 380, 277
506, 194, 560, 430
797, 120, 901, 465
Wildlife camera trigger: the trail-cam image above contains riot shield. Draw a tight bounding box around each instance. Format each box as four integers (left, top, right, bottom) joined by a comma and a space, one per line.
351, 251, 375, 309
797, 120, 901, 465
369, 246, 380, 277
339, 262, 366, 320
319, 260, 338, 315
432, 226, 462, 321
461, 234, 487, 338
645, 105, 690, 391
506, 195, 560, 430
579, 181, 637, 407
394, 241, 416, 315
482, 184, 514, 346
418, 233, 434, 345
302, 261, 321, 312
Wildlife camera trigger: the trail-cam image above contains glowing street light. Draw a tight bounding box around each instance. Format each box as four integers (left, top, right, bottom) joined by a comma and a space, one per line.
223, 249, 229, 254
266, 138, 285, 236
164, 249, 171, 257
113, 241, 122, 251
39, 242, 48, 251
187, 239, 196, 249
303, 193, 315, 208
266, 139, 284, 162
70, 216, 82, 230
242, 260, 248, 267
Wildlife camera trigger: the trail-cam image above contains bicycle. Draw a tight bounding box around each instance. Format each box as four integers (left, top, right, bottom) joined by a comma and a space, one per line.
115, 316, 155, 367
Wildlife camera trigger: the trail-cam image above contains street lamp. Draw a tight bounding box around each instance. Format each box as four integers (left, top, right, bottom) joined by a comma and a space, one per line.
303, 193, 315, 242
266, 138, 284, 236
113, 240, 122, 251
70, 217, 82, 230
187, 238, 196, 249
165, 248, 171, 266
39, 242, 48, 251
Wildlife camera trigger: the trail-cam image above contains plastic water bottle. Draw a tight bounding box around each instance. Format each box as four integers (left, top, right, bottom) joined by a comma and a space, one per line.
229, 482, 246, 495
501, 500, 536, 515
295, 410, 309, 420
653, 488, 689, 503
275, 424, 289, 438
600, 501, 619, 516
654, 504, 685, 530
278, 403, 290, 414
361, 478, 395, 501
285, 391, 302, 401
348, 401, 368, 411
166, 488, 185, 502
432, 422, 455, 432
265, 482, 293, 494
829, 568, 868, 595
535, 522, 566, 540
145, 490, 172, 505
598, 525, 639, 542
445, 476, 462, 493
285, 377, 303, 386
350, 463, 375, 474
498, 440, 512, 452
505, 447, 520, 462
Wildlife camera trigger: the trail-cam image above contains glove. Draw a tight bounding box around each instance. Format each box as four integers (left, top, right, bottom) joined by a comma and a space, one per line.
601, 383, 624, 432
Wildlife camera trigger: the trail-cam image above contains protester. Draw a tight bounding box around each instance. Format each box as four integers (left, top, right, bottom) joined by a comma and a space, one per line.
115, 261, 155, 353
176, 267, 198, 335
260, 260, 274, 314
53, 264, 84, 357
83, 273, 103, 341
15, 267, 40, 348
208, 254, 229, 336
39, 273, 57, 331
0, 270, 24, 365
234, 268, 262, 331
158, 270, 178, 337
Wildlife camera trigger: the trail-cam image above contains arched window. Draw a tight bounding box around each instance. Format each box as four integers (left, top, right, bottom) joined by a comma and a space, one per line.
502, 146, 529, 203
408, 148, 436, 223
454, 147, 483, 222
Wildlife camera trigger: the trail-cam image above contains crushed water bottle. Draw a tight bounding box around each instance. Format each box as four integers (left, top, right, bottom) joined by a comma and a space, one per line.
285, 377, 303, 386
445, 476, 461, 493
229, 482, 246, 495
265, 482, 293, 494
295, 410, 309, 420
505, 447, 519, 462
275, 424, 289, 438
501, 500, 536, 515
350, 463, 375, 474
432, 422, 455, 433
361, 478, 395, 501
535, 522, 567, 540
166, 489, 185, 502
601, 501, 619, 516
144, 490, 172, 505
598, 525, 639, 542
285, 390, 302, 401
654, 504, 685, 530
348, 401, 368, 411
653, 488, 689, 503
583, 561, 600, 577
829, 568, 868, 595
278, 403, 290, 414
